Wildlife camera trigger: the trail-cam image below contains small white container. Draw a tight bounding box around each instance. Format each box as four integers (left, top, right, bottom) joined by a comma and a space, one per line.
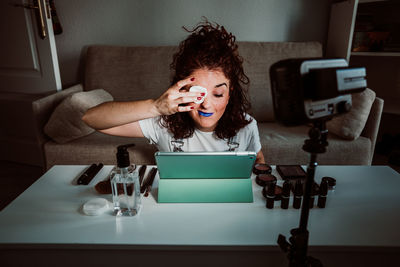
83, 198, 110, 216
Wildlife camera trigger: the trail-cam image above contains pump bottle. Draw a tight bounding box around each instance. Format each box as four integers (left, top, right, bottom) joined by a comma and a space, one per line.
110, 144, 141, 216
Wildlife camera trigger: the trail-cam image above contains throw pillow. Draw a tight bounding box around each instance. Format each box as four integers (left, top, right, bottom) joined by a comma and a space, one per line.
327, 88, 376, 140
44, 89, 113, 143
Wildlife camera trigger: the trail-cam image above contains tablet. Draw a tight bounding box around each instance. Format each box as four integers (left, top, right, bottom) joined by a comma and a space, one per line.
155, 151, 256, 179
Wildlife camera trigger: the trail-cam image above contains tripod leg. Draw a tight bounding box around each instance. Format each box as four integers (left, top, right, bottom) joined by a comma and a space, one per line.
288, 229, 309, 267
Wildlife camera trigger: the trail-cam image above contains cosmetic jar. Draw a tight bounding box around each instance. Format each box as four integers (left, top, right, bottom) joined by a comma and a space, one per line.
253, 163, 272, 175
262, 184, 282, 200
256, 173, 276, 187
321, 176, 336, 190
83, 198, 110, 216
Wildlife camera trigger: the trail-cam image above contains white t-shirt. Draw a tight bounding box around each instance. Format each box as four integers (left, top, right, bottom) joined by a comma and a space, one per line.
139, 114, 262, 153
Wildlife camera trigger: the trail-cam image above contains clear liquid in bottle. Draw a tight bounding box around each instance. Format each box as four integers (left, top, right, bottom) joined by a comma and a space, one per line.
110, 165, 141, 216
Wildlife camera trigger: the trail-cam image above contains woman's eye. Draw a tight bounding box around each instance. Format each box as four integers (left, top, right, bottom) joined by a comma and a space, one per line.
214, 94, 223, 98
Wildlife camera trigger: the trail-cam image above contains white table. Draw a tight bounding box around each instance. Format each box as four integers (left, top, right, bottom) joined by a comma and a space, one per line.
1, 165, 400, 267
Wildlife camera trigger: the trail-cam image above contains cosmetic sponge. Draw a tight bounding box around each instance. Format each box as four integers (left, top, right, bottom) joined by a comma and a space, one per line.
82, 198, 111, 216
189, 86, 207, 104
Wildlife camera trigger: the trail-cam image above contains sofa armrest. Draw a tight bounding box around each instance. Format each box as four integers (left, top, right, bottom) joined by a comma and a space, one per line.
361, 96, 384, 163
32, 84, 83, 145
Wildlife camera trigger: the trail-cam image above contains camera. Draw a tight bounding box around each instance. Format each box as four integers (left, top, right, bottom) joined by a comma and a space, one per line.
270, 58, 367, 126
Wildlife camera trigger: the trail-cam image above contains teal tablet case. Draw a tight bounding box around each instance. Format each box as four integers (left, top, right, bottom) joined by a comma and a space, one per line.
158, 178, 253, 203
155, 152, 256, 179
155, 152, 256, 203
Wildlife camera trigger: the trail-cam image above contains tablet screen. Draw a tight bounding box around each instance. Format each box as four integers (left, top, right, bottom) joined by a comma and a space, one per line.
155, 151, 256, 179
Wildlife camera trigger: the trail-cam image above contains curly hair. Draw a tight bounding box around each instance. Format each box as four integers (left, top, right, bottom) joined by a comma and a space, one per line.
161, 19, 252, 140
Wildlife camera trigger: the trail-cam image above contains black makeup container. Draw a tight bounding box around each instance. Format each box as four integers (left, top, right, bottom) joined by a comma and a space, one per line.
253, 163, 272, 175
262, 183, 283, 200
256, 173, 277, 187
321, 176, 336, 190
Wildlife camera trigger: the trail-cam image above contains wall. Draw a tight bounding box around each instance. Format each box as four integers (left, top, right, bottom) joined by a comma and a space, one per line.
54, 0, 334, 87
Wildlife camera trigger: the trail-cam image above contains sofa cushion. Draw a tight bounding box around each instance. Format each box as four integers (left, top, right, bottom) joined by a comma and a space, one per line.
32, 85, 84, 144
258, 122, 372, 165
327, 88, 376, 140
44, 89, 113, 144
44, 131, 158, 169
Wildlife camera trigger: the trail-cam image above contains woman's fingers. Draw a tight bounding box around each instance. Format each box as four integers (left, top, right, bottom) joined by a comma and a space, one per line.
163, 77, 196, 102
177, 104, 195, 112
172, 77, 195, 91
178, 95, 202, 104
155, 77, 205, 115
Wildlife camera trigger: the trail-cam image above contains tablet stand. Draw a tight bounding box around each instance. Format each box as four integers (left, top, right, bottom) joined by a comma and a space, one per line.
277, 120, 326, 267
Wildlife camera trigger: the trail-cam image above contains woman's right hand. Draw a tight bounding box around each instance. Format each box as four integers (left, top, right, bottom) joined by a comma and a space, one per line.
154, 77, 204, 115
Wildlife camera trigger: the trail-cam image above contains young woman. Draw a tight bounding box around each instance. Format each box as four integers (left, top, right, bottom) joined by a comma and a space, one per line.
83, 20, 265, 163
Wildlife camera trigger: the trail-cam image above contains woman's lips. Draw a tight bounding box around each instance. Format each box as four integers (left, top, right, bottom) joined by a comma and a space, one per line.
198, 111, 214, 117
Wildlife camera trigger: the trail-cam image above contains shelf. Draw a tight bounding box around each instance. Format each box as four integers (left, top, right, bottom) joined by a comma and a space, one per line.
351, 52, 400, 57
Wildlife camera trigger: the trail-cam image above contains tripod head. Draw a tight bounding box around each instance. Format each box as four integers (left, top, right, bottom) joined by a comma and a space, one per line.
303, 120, 329, 155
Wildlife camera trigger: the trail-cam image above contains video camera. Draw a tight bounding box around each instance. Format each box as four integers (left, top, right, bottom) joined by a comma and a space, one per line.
270, 58, 367, 126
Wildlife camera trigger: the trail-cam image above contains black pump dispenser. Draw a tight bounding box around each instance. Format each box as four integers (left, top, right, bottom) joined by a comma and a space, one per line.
116, 144, 135, 168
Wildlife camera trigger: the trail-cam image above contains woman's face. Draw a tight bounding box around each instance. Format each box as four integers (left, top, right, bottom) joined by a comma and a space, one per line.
188, 68, 230, 132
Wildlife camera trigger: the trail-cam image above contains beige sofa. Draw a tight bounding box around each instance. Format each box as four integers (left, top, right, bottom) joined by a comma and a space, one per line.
32, 42, 383, 170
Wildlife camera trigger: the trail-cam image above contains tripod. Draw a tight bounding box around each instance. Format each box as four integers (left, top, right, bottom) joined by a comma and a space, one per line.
277, 120, 328, 267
